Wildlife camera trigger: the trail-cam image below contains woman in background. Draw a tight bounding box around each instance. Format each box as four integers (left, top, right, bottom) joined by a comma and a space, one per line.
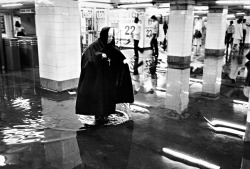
15, 21, 26, 36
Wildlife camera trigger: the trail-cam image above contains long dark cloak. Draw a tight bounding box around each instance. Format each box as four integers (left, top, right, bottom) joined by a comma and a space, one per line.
76, 31, 134, 116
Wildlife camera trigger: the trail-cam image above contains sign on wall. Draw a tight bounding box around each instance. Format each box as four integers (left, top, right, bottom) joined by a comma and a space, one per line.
109, 9, 145, 48
0, 16, 5, 34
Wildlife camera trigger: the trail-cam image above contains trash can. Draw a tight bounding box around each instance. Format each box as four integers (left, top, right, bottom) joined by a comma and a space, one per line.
18, 36, 38, 68
3, 38, 20, 70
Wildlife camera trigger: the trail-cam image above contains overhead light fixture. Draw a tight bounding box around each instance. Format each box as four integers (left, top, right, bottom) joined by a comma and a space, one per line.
79, 2, 113, 8
216, 0, 250, 5
236, 12, 245, 15
118, 3, 153, 8
227, 14, 235, 18
193, 11, 209, 14
194, 15, 200, 17
244, 5, 250, 9
1, 3, 23, 7
158, 3, 170, 8
194, 6, 209, 11
80, 0, 111, 2
162, 148, 221, 169
119, 0, 153, 2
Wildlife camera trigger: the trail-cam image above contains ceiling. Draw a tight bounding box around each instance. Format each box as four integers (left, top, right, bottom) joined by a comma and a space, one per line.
0, 0, 249, 15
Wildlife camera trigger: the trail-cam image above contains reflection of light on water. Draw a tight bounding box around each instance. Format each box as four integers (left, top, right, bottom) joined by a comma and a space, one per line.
161, 156, 198, 169
162, 148, 220, 169
1, 127, 44, 145
204, 117, 246, 131
0, 155, 6, 166
207, 123, 244, 137
11, 97, 31, 110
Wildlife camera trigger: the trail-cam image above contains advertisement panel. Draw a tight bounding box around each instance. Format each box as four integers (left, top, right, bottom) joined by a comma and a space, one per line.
109, 9, 145, 48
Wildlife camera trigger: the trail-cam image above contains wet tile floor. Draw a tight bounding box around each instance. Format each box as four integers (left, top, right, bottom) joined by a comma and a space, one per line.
0, 66, 249, 169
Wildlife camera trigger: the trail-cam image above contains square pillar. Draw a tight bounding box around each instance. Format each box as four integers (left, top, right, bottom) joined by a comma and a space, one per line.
166, 4, 194, 114
35, 0, 81, 91
244, 14, 250, 48
202, 7, 228, 98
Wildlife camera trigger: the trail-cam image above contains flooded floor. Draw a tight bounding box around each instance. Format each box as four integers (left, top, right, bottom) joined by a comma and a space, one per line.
0, 54, 249, 169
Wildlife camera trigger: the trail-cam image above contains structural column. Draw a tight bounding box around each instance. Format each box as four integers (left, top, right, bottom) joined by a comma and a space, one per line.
35, 0, 81, 91
202, 7, 228, 98
244, 12, 250, 49
165, 3, 194, 114
3, 13, 13, 38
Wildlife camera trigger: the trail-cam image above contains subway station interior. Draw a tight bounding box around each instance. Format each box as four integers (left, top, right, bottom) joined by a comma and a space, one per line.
0, 0, 250, 168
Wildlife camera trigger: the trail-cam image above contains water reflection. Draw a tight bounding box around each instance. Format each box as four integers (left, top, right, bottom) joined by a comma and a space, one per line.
241, 142, 250, 169
77, 120, 134, 169
44, 129, 82, 169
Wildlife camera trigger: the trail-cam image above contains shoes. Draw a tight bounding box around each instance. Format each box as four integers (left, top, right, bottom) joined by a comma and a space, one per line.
95, 115, 109, 125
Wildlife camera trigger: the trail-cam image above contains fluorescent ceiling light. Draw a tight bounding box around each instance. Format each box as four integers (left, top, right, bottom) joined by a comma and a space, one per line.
194, 15, 199, 17
119, 3, 153, 8
194, 6, 209, 10
1, 3, 23, 7
80, 0, 111, 2
216, 0, 250, 5
193, 11, 209, 14
158, 3, 170, 8
119, 0, 153, 2
227, 14, 235, 18
244, 5, 250, 9
79, 2, 113, 8
162, 148, 221, 169
236, 12, 245, 15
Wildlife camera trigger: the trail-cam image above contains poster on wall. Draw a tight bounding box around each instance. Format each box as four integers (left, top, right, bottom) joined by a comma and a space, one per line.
96, 8, 107, 32
0, 15, 5, 34
109, 9, 145, 48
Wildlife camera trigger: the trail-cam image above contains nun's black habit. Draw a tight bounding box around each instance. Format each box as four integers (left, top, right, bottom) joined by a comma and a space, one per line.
76, 27, 134, 117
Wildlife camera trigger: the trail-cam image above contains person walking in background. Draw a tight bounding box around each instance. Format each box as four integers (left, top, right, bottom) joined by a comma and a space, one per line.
75, 27, 134, 125
225, 20, 235, 62
15, 21, 26, 36
132, 17, 144, 94
233, 19, 243, 52
150, 15, 159, 79
132, 17, 144, 76
162, 20, 168, 51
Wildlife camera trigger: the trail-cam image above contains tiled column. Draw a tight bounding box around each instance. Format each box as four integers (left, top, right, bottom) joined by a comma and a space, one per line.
165, 4, 194, 114
245, 92, 250, 142
202, 7, 228, 98
35, 0, 81, 91
0, 18, 4, 70
4, 13, 14, 38
245, 13, 250, 48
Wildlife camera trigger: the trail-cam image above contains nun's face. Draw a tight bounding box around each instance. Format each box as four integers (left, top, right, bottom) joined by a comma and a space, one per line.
107, 28, 114, 44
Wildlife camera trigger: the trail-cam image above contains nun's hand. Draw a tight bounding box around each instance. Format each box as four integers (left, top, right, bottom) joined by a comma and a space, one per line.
102, 53, 107, 59
123, 58, 130, 64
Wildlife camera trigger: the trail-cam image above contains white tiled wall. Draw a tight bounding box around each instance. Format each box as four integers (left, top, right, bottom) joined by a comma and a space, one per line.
35, 0, 81, 82
202, 57, 223, 94
168, 9, 194, 57
205, 9, 227, 50
165, 68, 190, 114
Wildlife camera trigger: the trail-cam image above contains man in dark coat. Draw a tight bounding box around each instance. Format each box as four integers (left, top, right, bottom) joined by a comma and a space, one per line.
76, 27, 134, 123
